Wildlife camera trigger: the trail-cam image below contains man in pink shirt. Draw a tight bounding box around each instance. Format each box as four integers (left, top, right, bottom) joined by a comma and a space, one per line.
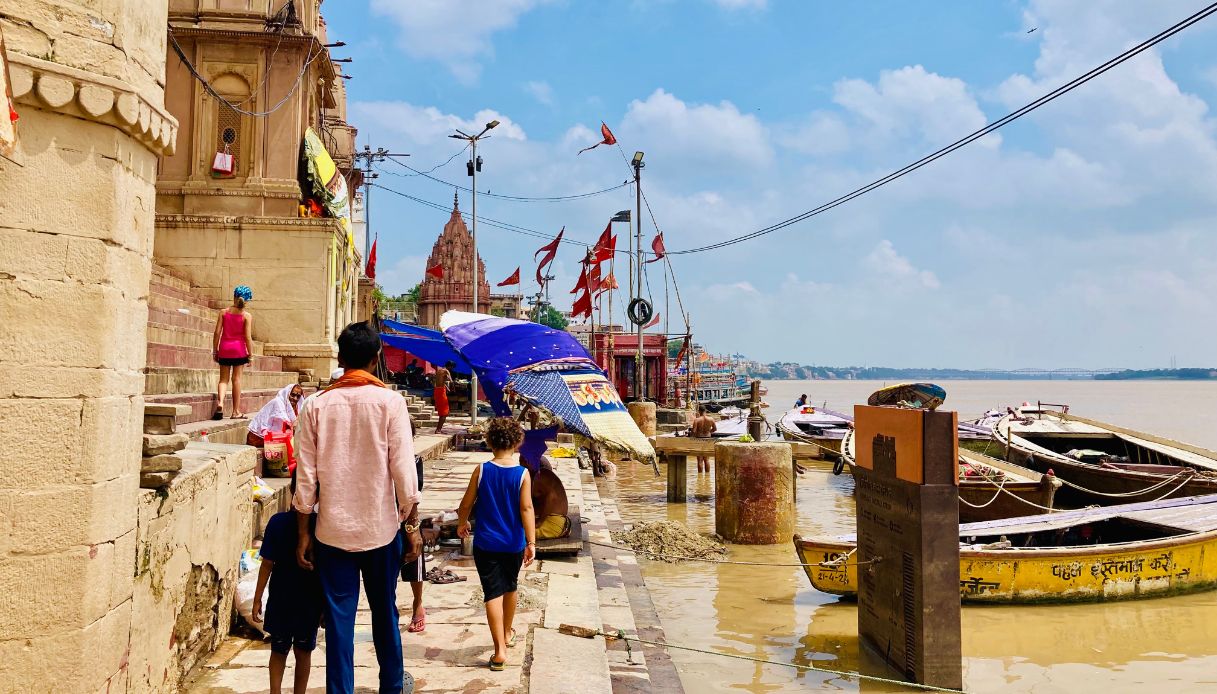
293, 322, 422, 694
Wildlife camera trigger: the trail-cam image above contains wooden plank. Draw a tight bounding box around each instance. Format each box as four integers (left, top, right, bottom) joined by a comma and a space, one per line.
536, 511, 584, 556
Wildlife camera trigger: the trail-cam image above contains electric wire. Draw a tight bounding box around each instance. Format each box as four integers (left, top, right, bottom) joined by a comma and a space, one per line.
168, 26, 326, 118
667, 1, 1217, 255
387, 157, 631, 202
379, 143, 470, 177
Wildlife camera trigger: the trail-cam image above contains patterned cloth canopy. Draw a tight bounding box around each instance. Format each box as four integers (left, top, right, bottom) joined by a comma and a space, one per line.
439, 311, 655, 463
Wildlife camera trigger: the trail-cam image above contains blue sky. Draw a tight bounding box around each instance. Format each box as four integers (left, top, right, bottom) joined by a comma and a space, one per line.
326, 1, 1217, 369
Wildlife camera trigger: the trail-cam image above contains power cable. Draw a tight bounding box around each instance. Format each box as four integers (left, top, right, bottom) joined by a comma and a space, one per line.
370, 183, 592, 246
668, 1, 1217, 254
381, 143, 469, 177
167, 25, 326, 118
387, 158, 631, 202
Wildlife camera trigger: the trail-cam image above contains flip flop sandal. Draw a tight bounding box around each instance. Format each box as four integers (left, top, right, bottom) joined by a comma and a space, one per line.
211, 408, 224, 421
407, 609, 426, 633
489, 657, 506, 672
430, 570, 460, 585
506, 629, 518, 648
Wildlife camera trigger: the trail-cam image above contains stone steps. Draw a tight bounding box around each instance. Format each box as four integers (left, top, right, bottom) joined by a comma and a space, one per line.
144, 367, 299, 396
146, 342, 282, 372
146, 323, 268, 356
145, 389, 277, 425
148, 284, 222, 324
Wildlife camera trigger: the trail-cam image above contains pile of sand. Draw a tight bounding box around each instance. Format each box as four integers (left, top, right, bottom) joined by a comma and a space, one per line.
611, 521, 727, 563
466, 576, 547, 611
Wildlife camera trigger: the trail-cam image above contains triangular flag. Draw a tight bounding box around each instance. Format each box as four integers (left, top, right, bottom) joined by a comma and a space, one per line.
426, 263, 444, 280
646, 232, 666, 264
592, 224, 616, 266
572, 290, 593, 319
534, 228, 564, 285
577, 122, 617, 155
497, 267, 520, 287
365, 236, 378, 279
644, 313, 661, 329
597, 273, 618, 295
570, 263, 588, 295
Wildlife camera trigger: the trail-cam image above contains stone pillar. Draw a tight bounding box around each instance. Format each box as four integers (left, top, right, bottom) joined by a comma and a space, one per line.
627, 400, 657, 437
714, 441, 794, 544
0, 1, 176, 691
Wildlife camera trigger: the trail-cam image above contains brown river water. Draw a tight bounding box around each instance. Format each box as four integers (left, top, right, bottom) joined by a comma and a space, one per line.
602, 380, 1217, 693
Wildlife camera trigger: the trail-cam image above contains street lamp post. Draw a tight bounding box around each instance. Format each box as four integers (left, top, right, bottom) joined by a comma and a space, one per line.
449, 119, 499, 425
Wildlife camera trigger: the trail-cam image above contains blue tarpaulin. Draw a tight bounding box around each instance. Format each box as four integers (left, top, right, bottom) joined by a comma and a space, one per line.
379, 332, 472, 374
382, 318, 442, 339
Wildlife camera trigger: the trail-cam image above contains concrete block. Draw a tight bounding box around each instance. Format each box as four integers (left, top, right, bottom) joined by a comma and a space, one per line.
142, 453, 183, 473
143, 413, 176, 434
142, 432, 188, 455
140, 471, 175, 488
530, 628, 612, 694
144, 403, 192, 417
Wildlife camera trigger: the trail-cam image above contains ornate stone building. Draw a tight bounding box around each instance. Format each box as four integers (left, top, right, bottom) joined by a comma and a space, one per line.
154, 0, 361, 375
0, 1, 176, 690
417, 195, 491, 326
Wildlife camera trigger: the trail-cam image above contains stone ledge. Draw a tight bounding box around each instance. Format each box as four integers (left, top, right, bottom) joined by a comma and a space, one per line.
7, 53, 177, 156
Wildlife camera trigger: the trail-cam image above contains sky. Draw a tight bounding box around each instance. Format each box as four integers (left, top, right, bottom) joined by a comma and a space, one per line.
325, 1, 1217, 370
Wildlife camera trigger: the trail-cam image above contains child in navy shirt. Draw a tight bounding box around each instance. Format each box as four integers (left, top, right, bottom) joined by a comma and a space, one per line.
457, 417, 537, 671
253, 476, 323, 694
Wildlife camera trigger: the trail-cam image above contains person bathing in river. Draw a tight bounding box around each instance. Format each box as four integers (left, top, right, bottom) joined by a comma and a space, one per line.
690, 405, 717, 474
432, 361, 453, 433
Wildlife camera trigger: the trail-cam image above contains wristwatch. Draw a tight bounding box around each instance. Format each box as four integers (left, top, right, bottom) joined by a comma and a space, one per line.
403, 521, 420, 534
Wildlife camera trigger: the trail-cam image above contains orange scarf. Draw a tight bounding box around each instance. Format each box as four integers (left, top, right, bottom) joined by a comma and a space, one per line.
323, 369, 387, 393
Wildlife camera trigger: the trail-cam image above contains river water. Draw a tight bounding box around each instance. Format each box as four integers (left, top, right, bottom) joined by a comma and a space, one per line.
602, 380, 1217, 693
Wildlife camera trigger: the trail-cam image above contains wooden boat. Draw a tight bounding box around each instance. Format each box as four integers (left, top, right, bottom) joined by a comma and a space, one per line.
995, 410, 1217, 506
840, 427, 1060, 523
777, 406, 852, 459
794, 493, 1217, 603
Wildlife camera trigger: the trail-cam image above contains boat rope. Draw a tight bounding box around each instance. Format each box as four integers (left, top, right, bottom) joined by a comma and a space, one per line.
957, 473, 1009, 509
585, 629, 966, 693
586, 539, 880, 568
1054, 467, 1196, 498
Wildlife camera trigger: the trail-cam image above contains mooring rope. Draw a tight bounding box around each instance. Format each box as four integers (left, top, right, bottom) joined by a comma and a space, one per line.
586, 539, 879, 568
586, 629, 966, 693
1054, 467, 1195, 498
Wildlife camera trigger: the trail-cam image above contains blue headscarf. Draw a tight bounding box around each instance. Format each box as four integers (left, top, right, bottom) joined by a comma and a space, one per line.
234, 285, 253, 301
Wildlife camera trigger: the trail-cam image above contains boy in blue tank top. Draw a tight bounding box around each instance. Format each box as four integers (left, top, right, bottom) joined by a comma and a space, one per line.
457, 417, 537, 671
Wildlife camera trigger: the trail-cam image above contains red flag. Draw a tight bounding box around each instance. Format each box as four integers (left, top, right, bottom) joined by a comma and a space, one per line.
534, 228, 564, 285
646, 232, 666, 264
644, 313, 661, 329
570, 263, 588, 295
497, 267, 520, 287
365, 236, 378, 279
426, 263, 444, 280
597, 273, 619, 295
577, 122, 617, 155
572, 290, 593, 319
674, 336, 689, 366
591, 223, 615, 265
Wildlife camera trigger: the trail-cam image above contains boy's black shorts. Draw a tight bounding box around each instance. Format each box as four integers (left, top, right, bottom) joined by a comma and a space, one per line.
269, 629, 318, 654
473, 548, 524, 602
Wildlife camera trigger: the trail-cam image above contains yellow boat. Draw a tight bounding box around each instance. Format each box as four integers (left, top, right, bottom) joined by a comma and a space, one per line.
794, 493, 1217, 603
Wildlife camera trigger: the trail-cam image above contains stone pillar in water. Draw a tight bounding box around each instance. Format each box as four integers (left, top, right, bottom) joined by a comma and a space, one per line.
714, 441, 795, 544
627, 400, 657, 437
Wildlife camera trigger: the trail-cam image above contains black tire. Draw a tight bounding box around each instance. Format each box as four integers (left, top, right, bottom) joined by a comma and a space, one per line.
627, 298, 653, 326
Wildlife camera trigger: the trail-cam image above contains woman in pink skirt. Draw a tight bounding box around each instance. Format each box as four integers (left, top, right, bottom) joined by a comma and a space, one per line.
212, 285, 254, 420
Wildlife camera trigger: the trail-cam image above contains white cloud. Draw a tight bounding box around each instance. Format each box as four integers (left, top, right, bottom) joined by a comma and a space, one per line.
620, 89, 773, 169
352, 102, 527, 145
369, 0, 552, 83
525, 80, 554, 106
864, 240, 939, 289
832, 65, 996, 148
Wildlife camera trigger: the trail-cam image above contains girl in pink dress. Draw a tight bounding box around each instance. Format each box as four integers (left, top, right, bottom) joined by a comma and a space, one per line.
212, 285, 254, 420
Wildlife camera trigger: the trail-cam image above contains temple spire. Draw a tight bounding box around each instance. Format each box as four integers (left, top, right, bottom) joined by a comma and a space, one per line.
453, 191, 459, 212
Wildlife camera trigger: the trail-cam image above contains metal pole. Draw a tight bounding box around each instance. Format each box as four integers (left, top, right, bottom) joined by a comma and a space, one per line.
469, 138, 479, 426
634, 159, 645, 400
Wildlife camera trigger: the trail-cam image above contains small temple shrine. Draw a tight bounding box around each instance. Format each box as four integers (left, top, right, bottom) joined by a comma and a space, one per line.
418, 194, 491, 326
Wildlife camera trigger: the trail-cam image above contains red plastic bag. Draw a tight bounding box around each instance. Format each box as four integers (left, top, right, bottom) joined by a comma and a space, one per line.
211, 145, 234, 175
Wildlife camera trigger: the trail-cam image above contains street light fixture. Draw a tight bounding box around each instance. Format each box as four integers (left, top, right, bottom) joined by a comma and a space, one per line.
448, 119, 499, 425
